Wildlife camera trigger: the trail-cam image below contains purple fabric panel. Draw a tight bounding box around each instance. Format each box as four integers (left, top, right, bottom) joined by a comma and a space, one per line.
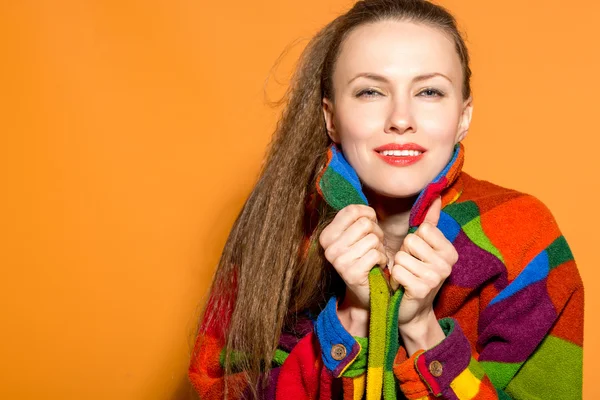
278, 333, 299, 353
478, 279, 557, 363
440, 389, 460, 400
261, 367, 280, 400
243, 367, 280, 400
447, 230, 507, 289
293, 316, 315, 336
278, 316, 314, 352
419, 318, 472, 392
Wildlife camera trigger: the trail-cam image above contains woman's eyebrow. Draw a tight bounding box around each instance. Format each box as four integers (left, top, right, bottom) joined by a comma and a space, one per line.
347, 72, 452, 84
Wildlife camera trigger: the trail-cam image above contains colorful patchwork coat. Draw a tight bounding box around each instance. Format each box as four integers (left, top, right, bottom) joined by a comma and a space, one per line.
189, 142, 584, 399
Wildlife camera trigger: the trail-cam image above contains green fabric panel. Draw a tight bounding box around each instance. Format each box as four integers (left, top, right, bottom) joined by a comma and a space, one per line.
272, 349, 289, 366
342, 367, 367, 378
497, 389, 513, 400
319, 168, 367, 210
219, 348, 247, 369
367, 267, 389, 369
442, 200, 480, 226
546, 235, 574, 270
462, 216, 505, 263
383, 288, 403, 400
384, 289, 403, 367
505, 335, 582, 400
479, 360, 523, 389
343, 337, 369, 378
467, 357, 486, 381
219, 348, 226, 368
355, 336, 369, 349
366, 267, 390, 398
438, 317, 455, 336
220, 348, 290, 370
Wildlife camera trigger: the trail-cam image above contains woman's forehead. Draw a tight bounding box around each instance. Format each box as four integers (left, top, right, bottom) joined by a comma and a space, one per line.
335, 20, 461, 84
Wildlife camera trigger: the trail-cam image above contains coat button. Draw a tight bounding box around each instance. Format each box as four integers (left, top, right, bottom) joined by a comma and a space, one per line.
331, 344, 347, 361
429, 360, 443, 377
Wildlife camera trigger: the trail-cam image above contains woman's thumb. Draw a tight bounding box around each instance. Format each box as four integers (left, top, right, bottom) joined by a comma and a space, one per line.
423, 196, 442, 226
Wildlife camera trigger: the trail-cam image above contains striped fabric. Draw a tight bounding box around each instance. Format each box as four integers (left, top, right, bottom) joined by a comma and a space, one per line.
188, 142, 584, 399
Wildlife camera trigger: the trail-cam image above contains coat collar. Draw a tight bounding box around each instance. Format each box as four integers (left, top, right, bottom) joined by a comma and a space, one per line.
316, 142, 465, 230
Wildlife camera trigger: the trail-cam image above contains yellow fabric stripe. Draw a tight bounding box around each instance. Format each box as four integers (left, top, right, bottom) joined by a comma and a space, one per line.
449, 367, 481, 400
366, 366, 383, 400
353, 375, 366, 400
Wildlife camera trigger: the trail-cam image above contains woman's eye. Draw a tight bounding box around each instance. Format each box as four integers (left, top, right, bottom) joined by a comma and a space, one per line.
418, 88, 445, 97
356, 89, 382, 98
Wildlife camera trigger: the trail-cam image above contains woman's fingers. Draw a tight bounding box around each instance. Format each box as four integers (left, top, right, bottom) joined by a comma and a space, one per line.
414, 222, 459, 265
389, 262, 430, 298
394, 250, 442, 286
399, 235, 452, 282
318, 204, 388, 311
401, 233, 440, 265
343, 247, 388, 286
335, 233, 387, 271
414, 222, 446, 251
324, 220, 383, 262
389, 251, 421, 291
340, 215, 385, 247
322, 218, 384, 263
319, 205, 379, 249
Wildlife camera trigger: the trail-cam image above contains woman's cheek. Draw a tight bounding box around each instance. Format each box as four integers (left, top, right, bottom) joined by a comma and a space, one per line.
338, 106, 383, 141
417, 108, 460, 143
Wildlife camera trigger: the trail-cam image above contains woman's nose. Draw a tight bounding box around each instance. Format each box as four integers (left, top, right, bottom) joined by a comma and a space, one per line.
384, 98, 416, 135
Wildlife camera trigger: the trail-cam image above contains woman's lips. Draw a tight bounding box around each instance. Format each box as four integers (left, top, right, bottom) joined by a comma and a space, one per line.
375, 150, 425, 166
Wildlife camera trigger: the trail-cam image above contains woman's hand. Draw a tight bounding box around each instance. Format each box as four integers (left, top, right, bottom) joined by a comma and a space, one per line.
319, 204, 388, 336
389, 197, 459, 353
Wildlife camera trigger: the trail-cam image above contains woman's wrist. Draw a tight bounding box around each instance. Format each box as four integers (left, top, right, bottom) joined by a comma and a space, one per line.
337, 295, 370, 337
399, 310, 445, 356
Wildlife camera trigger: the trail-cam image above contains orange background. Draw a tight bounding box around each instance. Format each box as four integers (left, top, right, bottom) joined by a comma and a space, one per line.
0, 0, 597, 398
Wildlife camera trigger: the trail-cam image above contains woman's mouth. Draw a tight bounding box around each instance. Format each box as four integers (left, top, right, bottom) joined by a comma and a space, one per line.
379, 149, 423, 157
374, 144, 426, 167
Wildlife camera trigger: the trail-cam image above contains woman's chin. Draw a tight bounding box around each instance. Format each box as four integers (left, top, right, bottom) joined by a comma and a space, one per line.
362, 182, 424, 200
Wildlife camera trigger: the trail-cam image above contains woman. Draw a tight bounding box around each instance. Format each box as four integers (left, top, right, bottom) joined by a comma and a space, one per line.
189, 0, 584, 399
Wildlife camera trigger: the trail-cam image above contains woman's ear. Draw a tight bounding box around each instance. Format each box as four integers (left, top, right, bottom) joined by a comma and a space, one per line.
322, 97, 340, 143
455, 96, 473, 143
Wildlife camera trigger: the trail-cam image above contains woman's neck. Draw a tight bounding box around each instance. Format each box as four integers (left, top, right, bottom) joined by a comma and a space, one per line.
363, 187, 418, 265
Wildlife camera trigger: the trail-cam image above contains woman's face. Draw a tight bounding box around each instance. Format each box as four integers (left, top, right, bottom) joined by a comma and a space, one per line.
322, 20, 473, 198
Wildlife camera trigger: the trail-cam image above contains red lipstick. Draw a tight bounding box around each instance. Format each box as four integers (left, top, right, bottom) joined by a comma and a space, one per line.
373, 143, 426, 167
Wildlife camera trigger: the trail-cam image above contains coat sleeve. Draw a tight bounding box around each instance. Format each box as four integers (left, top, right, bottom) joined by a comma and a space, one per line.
392, 195, 584, 399
188, 276, 275, 400
188, 330, 251, 400
188, 316, 294, 399
189, 294, 354, 399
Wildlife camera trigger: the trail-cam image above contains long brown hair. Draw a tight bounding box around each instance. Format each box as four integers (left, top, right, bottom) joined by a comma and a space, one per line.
197, 0, 472, 397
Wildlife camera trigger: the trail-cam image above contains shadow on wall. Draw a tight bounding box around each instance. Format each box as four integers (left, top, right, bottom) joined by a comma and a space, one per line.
168, 188, 254, 400
171, 376, 199, 400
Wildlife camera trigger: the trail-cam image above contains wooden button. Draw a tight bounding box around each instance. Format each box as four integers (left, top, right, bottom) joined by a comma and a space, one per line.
331, 344, 347, 361
429, 360, 443, 377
